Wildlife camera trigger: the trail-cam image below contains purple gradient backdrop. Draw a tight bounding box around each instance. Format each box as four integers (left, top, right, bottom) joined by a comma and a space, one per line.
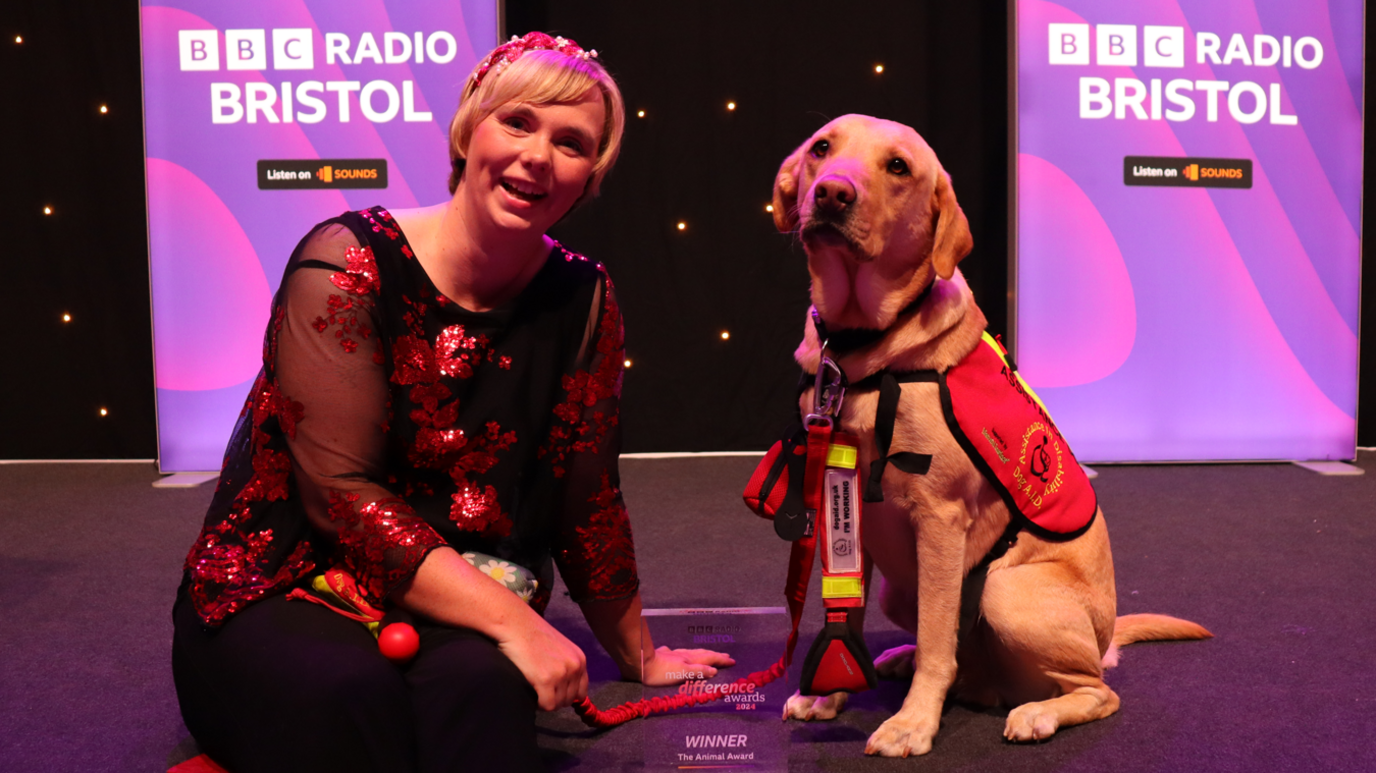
1017, 0, 1362, 461
141, 1, 495, 471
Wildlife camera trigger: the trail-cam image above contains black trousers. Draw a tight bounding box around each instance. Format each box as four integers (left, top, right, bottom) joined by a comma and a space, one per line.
172, 592, 542, 773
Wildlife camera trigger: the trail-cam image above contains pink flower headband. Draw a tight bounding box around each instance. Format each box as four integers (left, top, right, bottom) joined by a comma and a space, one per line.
471, 32, 599, 86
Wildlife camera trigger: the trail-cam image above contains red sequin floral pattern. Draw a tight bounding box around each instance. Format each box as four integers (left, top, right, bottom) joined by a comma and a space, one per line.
184, 374, 314, 626
330, 244, 381, 296
327, 491, 447, 605
436, 325, 493, 379
359, 207, 401, 241
392, 322, 517, 537
538, 277, 625, 477
185, 531, 316, 626
311, 244, 378, 354
555, 472, 638, 601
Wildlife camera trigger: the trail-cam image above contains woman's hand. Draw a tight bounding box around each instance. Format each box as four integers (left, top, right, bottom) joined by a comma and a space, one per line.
496, 615, 589, 711
395, 548, 589, 711
641, 645, 737, 687
580, 593, 738, 685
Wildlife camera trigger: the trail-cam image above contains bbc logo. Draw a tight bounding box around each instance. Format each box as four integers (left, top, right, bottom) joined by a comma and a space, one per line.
179, 29, 314, 72
1049, 24, 1185, 68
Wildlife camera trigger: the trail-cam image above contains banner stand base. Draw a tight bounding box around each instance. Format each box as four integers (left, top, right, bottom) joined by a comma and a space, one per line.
1292, 461, 1365, 477
153, 472, 219, 488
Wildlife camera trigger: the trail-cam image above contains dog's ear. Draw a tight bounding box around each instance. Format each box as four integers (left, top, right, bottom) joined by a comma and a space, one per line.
771, 142, 808, 232
930, 170, 973, 280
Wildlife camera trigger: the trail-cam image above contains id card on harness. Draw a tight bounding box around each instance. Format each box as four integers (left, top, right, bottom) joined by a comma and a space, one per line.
822, 445, 861, 579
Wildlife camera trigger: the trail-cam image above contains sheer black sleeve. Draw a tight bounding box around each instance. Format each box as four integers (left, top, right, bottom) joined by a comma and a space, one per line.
543, 273, 640, 603
274, 224, 446, 605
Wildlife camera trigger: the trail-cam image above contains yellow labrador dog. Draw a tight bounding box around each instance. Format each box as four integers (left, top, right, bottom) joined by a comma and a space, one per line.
772, 114, 1210, 757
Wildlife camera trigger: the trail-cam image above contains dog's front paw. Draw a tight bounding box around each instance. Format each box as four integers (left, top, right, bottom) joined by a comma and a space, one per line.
865, 712, 938, 757
782, 690, 848, 721
873, 644, 917, 680
1003, 701, 1060, 742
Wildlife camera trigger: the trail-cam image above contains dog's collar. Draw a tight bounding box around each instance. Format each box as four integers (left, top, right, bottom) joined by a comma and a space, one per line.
812, 282, 935, 357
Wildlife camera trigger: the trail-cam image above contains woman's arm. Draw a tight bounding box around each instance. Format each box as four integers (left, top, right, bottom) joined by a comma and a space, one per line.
276, 226, 588, 709
276, 225, 446, 602
395, 548, 589, 710
546, 274, 733, 684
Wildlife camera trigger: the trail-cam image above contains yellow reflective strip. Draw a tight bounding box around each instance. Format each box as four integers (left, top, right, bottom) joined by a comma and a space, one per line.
826, 444, 857, 469
981, 332, 1055, 420
1016, 372, 1054, 419
822, 576, 864, 598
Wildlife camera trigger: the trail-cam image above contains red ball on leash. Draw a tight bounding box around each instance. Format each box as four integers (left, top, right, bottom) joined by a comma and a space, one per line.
378, 622, 419, 663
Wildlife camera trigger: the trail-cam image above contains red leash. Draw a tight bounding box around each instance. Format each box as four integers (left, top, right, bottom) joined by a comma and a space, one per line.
573, 656, 790, 727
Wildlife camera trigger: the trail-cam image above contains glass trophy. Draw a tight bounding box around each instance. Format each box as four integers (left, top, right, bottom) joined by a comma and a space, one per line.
641, 607, 790, 772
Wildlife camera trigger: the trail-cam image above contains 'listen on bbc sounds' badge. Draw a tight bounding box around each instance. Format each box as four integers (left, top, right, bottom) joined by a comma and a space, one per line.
257, 158, 388, 189
1123, 156, 1252, 189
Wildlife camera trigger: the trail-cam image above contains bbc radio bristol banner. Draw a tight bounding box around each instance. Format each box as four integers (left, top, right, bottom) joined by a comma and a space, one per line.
1016, 1, 1363, 462
140, 1, 496, 471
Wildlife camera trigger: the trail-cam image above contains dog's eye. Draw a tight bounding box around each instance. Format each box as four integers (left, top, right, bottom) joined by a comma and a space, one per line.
887, 158, 910, 176
809, 140, 829, 158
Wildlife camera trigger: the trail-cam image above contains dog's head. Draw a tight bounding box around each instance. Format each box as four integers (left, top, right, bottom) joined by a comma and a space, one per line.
773, 114, 972, 332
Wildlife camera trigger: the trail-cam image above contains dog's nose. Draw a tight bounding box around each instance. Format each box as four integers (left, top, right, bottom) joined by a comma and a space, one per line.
813, 176, 856, 214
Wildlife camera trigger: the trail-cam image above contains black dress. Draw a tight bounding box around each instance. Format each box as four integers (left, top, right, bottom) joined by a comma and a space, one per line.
172, 207, 639, 772
181, 206, 639, 625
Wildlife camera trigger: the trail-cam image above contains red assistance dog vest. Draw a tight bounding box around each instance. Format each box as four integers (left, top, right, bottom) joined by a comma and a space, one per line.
949, 333, 1095, 535
867, 332, 1096, 538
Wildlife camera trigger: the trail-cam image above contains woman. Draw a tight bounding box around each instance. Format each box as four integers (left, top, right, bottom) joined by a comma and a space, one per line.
173, 33, 730, 772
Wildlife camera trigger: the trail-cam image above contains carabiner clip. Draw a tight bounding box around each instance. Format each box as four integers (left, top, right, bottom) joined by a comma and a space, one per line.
811, 353, 846, 421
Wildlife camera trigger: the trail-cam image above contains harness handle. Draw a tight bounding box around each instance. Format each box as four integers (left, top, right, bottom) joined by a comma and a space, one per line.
864, 373, 934, 502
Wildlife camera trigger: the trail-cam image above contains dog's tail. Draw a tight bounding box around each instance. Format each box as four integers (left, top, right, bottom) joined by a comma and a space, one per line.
1101, 614, 1212, 669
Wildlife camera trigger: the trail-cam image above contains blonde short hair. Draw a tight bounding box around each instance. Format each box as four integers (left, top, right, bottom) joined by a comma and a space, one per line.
447, 48, 625, 206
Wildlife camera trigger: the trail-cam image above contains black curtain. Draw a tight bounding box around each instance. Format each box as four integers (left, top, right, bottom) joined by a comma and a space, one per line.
2, 2, 155, 458
513, 0, 1012, 451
